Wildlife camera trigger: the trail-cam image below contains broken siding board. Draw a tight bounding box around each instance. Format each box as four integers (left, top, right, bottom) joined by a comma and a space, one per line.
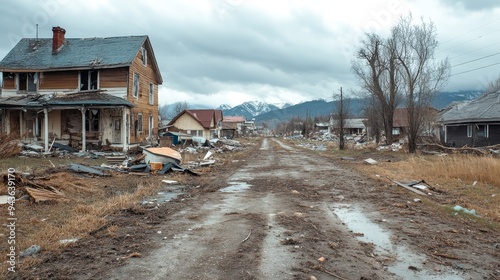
2, 75, 15, 89
40, 71, 78, 89
100, 67, 129, 88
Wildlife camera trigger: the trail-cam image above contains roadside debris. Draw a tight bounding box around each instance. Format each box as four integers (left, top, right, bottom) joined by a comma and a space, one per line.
391, 179, 428, 196
364, 158, 378, 165
20, 245, 41, 257
453, 205, 477, 216
143, 147, 182, 164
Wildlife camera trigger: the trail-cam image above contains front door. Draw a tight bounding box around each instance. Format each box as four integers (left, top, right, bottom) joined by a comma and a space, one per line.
112, 117, 121, 143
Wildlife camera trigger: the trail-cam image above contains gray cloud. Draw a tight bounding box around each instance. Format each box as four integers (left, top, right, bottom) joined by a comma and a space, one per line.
0, 1, 499, 107
438, 0, 500, 11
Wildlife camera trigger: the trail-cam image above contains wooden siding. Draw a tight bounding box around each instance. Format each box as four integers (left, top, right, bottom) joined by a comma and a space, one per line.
127, 44, 159, 143
40, 71, 78, 90
100, 67, 128, 88
2, 74, 15, 89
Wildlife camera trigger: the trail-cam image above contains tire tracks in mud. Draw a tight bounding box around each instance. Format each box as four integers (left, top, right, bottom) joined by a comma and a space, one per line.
104, 138, 482, 280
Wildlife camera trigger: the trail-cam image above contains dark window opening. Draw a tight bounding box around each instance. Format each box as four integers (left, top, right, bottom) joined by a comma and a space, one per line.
85, 110, 100, 132
18, 72, 37, 92
80, 71, 98, 90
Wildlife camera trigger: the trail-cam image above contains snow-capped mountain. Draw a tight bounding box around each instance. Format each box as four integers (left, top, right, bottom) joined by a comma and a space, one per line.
223, 101, 281, 119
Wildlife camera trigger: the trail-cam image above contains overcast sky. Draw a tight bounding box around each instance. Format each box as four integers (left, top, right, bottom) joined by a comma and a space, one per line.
1, 0, 500, 107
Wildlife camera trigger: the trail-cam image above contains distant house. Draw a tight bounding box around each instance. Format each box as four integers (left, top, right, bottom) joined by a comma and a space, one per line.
0, 26, 163, 151
329, 115, 367, 135
437, 90, 500, 147
392, 107, 438, 139
221, 116, 245, 138
167, 109, 223, 139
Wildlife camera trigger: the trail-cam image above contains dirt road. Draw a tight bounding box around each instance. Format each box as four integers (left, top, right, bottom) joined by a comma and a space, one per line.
19, 138, 499, 279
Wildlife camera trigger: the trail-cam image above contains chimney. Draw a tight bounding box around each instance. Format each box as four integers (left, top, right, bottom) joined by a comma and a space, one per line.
52, 26, 66, 54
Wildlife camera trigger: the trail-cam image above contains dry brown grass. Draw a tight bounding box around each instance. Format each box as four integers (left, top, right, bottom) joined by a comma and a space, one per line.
0, 161, 164, 272
355, 154, 500, 224
0, 138, 259, 273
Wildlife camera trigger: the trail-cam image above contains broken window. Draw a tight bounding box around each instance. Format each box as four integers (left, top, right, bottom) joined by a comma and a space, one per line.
80, 70, 98, 90
85, 110, 100, 132
476, 124, 488, 138
141, 47, 147, 66
133, 73, 139, 98
137, 113, 143, 132
17, 72, 37, 92
149, 83, 154, 105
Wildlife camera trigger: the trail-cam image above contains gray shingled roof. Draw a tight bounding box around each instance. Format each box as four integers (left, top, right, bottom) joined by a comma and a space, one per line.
0, 36, 147, 71
0, 91, 134, 109
438, 90, 500, 124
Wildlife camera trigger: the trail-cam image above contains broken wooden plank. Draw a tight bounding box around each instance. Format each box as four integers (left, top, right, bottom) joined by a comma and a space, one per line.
25, 186, 68, 202
390, 179, 427, 196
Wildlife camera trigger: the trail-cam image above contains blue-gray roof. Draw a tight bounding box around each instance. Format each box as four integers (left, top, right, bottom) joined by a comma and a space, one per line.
438, 90, 500, 124
0, 36, 147, 71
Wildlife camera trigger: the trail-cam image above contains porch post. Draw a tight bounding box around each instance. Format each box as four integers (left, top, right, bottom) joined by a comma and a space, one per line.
81, 107, 86, 152
122, 107, 128, 151
19, 111, 23, 138
444, 125, 447, 143
43, 108, 49, 152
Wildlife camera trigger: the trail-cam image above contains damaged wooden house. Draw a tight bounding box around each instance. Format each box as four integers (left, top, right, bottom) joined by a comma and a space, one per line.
0, 26, 163, 152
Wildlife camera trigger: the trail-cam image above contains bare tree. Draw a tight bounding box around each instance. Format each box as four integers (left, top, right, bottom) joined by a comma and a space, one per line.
352, 14, 449, 152
364, 94, 383, 143
352, 33, 402, 145
394, 15, 450, 153
486, 75, 500, 92
332, 87, 350, 150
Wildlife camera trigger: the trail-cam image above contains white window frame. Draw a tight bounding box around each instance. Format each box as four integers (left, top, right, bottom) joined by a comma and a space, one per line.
149, 83, 154, 105
133, 73, 140, 98
467, 125, 472, 138
141, 47, 147, 66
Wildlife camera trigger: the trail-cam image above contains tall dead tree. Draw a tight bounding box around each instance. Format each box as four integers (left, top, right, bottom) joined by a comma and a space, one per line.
352, 14, 449, 152
352, 33, 402, 145
393, 15, 450, 153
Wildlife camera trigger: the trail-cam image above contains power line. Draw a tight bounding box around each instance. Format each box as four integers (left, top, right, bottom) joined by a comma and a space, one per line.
440, 16, 500, 46
450, 41, 500, 60
450, 61, 500, 77
439, 28, 500, 53
451, 52, 500, 68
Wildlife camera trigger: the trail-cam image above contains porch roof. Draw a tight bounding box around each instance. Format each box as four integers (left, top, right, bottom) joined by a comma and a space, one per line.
0, 91, 134, 109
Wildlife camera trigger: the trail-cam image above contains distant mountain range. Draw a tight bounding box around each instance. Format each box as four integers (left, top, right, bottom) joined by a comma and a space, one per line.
160, 90, 485, 124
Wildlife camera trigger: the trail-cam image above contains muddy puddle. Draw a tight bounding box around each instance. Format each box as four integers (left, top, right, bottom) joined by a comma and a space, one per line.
220, 181, 252, 192
332, 204, 464, 280
143, 184, 185, 205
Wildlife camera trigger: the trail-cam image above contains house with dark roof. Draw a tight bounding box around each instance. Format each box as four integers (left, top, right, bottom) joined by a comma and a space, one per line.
0, 26, 163, 151
437, 90, 500, 147
167, 109, 223, 139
